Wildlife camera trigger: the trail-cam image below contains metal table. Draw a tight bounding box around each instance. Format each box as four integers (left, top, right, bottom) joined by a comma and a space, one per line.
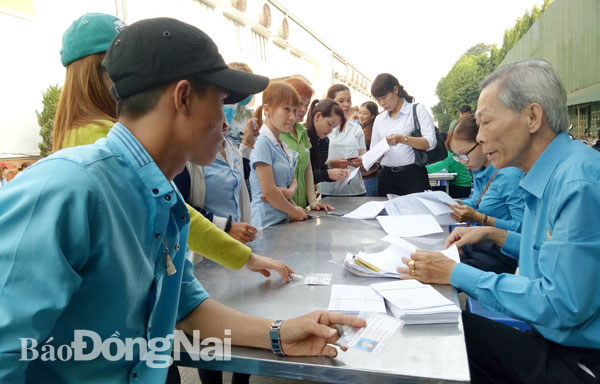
177, 197, 470, 383
428, 173, 456, 194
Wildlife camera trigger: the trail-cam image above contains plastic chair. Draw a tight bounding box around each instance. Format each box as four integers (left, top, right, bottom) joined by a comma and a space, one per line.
466, 297, 531, 332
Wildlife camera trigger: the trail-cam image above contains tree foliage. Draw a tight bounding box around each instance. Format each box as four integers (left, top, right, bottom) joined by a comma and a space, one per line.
433, 0, 551, 131
36, 84, 61, 157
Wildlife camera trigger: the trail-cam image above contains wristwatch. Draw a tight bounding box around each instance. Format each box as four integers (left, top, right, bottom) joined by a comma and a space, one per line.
403, 136, 408, 143
270, 320, 285, 356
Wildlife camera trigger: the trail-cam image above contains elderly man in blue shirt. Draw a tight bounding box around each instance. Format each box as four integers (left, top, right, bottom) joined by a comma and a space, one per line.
0, 18, 365, 383
398, 59, 600, 383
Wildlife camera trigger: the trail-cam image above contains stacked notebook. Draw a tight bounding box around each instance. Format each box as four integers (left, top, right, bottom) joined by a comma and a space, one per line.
370, 280, 461, 324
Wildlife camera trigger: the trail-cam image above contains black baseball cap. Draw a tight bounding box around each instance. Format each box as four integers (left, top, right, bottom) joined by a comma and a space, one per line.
102, 17, 268, 104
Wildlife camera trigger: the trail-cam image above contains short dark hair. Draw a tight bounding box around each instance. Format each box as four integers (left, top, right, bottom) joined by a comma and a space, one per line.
117, 77, 209, 119
371, 73, 414, 103
459, 105, 472, 114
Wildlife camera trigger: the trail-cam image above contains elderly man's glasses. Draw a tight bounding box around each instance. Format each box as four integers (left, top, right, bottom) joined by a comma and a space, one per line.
452, 143, 479, 162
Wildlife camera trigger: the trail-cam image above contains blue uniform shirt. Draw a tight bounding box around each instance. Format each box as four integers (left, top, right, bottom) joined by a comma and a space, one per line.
451, 133, 600, 348
250, 126, 297, 228
0, 123, 209, 383
203, 140, 244, 222
463, 165, 524, 232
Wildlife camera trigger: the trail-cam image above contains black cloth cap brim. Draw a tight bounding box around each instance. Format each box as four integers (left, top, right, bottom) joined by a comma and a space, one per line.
198, 67, 269, 104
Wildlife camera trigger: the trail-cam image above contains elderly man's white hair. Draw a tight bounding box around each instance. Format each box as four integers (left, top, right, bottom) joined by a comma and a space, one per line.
479, 59, 568, 134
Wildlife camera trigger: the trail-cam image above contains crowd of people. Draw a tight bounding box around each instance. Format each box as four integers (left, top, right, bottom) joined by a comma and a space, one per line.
0, 12, 599, 384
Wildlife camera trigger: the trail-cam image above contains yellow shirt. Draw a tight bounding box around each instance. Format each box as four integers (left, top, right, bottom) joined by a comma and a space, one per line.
62, 120, 251, 269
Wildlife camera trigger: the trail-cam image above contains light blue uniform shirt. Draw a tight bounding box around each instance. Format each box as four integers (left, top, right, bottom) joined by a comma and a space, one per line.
0, 123, 209, 383
451, 133, 600, 348
250, 126, 297, 228
462, 164, 524, 232
203, 141, 243, 222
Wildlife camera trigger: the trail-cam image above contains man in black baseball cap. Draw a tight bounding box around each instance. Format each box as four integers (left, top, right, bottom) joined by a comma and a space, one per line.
103, 17, 267, 104
0, 17, 365, 383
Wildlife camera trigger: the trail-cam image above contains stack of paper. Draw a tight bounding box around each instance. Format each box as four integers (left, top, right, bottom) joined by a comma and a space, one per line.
343, 253, 400, 278
370, 280, 461, 324
328, 284, 387, 315
343, 239, 460, 278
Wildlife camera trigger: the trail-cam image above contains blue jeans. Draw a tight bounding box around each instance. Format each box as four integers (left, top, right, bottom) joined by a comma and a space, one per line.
363, 176, 379, 197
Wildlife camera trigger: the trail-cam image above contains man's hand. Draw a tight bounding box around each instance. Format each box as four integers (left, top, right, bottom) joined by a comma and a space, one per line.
280, 311, 367, 357
327, 168, 350, 181
449, 204, 483, 223
245, 253, 294, 282
396, 251, 456, 285
312, 203, 335, 212
228, 222, 257, 243
386, 134, 406, 146
329, 158, 349, 169
445, 226, 508, 249
241, 118, 259, 148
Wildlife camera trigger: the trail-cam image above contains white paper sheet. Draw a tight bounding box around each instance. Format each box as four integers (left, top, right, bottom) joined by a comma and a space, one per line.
361, 138, 390, 171
415, 197, 453, 216
343, 201, 386, 219
381, 235, 418, 252
357, 243, 413, 272
440, 245, 460, 263
382, 235, 460, 263
376, 215, 443, 237
328, 284, 387, 314
335, 167, 361, 192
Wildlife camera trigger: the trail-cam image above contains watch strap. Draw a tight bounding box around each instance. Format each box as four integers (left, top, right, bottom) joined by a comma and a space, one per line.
270, 320, 285, 356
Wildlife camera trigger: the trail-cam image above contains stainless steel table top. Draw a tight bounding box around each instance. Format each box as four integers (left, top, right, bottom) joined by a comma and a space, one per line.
178, 197, 470, 383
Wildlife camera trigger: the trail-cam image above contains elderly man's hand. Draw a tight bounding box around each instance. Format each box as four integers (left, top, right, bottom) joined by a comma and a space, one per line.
445, 226, 491, 249
396, 251, 457, 285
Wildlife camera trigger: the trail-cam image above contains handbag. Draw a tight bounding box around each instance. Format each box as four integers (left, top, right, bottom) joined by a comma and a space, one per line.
411, 104, 448, 166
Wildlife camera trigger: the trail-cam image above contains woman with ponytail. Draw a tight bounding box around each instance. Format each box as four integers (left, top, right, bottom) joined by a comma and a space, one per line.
370, 73, 437, 196
250, 82, 308, 227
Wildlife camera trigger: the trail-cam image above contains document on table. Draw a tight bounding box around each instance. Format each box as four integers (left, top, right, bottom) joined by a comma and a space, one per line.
335, 167, 360, 192
381, 234, 461, 263
357, 244, 411, 273
376, 215, 443, 237
343, 201, 386, 219
383, 192, 457, 225
328, 284, 387, 314
361, 138, 390, 171
336, 312, 403, 354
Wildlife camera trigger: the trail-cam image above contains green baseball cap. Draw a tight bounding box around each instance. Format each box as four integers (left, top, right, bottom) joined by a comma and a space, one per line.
60, 13, 126, 67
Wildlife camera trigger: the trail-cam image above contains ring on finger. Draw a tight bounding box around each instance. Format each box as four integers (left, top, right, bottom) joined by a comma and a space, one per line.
408, 260, 415, 269
410, 269, 416, 276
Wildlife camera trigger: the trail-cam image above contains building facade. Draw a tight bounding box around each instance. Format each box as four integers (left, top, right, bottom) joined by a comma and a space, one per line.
0, 0, 372, 157
500, 0, 600, 139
